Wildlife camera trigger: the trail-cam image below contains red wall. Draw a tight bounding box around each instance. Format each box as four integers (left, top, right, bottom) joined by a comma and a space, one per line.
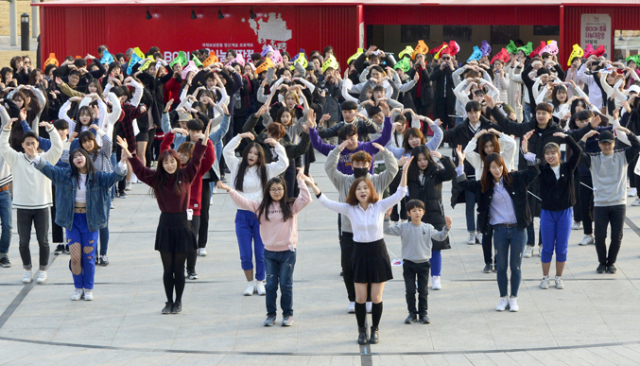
40, 5, 359, 68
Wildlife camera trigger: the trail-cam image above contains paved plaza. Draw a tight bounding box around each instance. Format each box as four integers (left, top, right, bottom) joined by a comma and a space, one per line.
1, 148, 640, 365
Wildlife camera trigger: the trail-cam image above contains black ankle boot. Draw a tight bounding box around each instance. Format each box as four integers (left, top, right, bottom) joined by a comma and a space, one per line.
369, 326, 379, 344
357, 327, 368, 345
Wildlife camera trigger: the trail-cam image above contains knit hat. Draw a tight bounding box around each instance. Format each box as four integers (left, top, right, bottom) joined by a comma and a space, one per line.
271, 49, 283, 65
412, 40, 429, 60
181, 61, 198, 79
467, 46, 482, 63
480, 40, 492, 58
490, 48, 510, 64
291, 49, 308, 71
178, 110, 191, 122
192, 54, 203, 68
628, 85, 640, 95
506, 40, 518, 55
626, 55, 640, 66
541, 40, 558, 55
322, 54, 339, 73
44, 53, 59, 68
170, 51, 188, 68
517, 42, 533, 57
202, 53, 219, 68
598, 130, 615, 143
127, 53, 142, 75
100, 50, 114, 65
394, 57, 411, 72
567, 44, 584, 66
347, 48, 364, 65
261, 45, 274, 57
398, 45, 414, 60
448, 40, 460, 56
530, 41, 547, 58
255, 57, 274, 74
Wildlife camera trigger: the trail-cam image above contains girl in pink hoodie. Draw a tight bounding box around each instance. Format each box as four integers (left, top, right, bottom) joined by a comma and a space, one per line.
217, 170, 311, 327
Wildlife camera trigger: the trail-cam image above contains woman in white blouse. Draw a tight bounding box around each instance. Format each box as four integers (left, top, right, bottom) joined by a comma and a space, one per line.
309, 156, 411, 345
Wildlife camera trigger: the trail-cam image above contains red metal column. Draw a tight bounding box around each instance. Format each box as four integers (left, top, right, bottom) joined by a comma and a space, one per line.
357, 4, 364, 48
559, 5, 565, 68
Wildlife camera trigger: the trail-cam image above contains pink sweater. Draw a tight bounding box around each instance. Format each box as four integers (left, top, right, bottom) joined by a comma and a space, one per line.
228, 178, 312, 252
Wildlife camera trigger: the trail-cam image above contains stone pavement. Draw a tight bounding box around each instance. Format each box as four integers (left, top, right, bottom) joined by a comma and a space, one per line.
1, 147, 640, 366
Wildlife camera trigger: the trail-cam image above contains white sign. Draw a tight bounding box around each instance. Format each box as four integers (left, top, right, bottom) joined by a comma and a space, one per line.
581, 14, 612, 59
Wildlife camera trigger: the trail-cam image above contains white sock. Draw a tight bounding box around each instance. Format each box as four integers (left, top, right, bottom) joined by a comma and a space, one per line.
555, 276, 561, 280
542, 276, 549, 280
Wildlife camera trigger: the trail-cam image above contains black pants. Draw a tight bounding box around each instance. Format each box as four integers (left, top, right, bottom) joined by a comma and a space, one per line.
433, 96, 453, 131
594, 204, 626, 265
579, 174, 595, 235
628, 155, 639, 190
199, 178, 212, 248
186, 216, 201, 273
403, 259, 430, 316
51, 184, 64, 244
115, 142, 126, 194
482, 225, 495, 265
160, 250, 187, 304
339, 232, 371, 302
17, 208, 50, 270
145, 127, 156, 167
284, 157, 300, 199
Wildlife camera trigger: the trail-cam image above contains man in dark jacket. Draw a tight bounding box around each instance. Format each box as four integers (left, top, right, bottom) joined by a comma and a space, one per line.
407, 53, 433, 132
430, 53, 457, 131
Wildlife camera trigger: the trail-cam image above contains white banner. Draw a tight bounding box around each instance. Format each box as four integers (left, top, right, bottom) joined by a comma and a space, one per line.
581, 14, 612, 59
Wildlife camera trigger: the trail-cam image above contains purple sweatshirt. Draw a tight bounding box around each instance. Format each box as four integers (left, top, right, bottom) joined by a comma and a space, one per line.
309, 116, 392, 174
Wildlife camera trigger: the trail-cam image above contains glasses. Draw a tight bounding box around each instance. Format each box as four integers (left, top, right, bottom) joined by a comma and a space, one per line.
269, 188, 284, 193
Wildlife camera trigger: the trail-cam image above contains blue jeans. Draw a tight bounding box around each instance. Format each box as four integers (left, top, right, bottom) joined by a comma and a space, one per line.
264, 249, 296, 317
0, 190, 12, 255
540, 208, 572, 263
66, 213, 99, 290
523, 104, 532, 123
430, 250, 442, 277
110, 153, 117, 199
465, 189, 476, 232
235, 210, 265, 281
493, 225, 527, 297
455, 117, 464, 126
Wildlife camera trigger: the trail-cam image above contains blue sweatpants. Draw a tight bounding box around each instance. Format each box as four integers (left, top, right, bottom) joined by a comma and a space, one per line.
235, 209, 265, 281
430, 250, 442, 277
540, 208, 572, 263
66, 213, 99, 290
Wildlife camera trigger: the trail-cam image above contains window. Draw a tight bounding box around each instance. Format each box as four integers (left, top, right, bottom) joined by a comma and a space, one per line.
533, 26, 559, 36
614, 30, 640, 61
443, 26, 472, 42
400, 25, 430, 43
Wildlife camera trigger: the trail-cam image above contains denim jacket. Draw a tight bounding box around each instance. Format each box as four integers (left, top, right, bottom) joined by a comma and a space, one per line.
35, 159, 126, 232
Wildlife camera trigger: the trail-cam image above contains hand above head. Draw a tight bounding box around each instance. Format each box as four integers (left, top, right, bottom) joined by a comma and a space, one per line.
483, 94, 496, 109
430, 150, 442, 159
264, 137, 277, 146
116, 136, 133, 159
553, 131, 566, 139
371, 142, 385, 153
455, 145, 465, 166
164, 99, 174, 113
19, 108, 27, 122
338, 140, 350, 151
474, 129, 488, 139
237, 132, 255, 141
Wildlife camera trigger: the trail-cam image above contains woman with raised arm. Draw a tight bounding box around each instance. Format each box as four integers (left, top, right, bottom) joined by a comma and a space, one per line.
115, 128, 207, 315
312, 155, 412, 345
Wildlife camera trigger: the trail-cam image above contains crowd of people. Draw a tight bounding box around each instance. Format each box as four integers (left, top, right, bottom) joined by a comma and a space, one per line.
1, 37, 639, 345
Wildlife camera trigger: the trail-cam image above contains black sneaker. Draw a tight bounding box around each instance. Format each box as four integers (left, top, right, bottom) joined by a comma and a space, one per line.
491, 264, 497, 273
0, 257, 11, 268
264, 315, 276, 326
171, 302, 182, 314
99, 255, 109, 266
162, 302, 173, 314
119, 191, 127, 199
419, 315, 430, 324
188, 271, 198, 280
405, 314, 417, 324
483, 264, 491, 273
596, 264, 607, 273
54, 245, 65, 255
607, 263, 617, 274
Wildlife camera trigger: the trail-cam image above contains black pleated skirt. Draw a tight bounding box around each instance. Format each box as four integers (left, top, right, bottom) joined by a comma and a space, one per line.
351, 239, 393, 283
155, 212, 197, 253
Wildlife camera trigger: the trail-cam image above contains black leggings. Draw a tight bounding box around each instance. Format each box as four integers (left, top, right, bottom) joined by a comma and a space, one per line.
186, 216, 201, 273
160, 251, 187, 304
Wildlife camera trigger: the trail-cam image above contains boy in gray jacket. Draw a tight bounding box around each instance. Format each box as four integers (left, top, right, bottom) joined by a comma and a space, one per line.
384, 199, 451, 325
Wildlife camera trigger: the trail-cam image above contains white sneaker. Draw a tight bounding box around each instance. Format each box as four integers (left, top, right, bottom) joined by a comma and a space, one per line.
523, 246, 533, 258
540, 277, 550, 289
572, 221, 582, 230
509, 297, 519, 312
22, 270, 32, 284
632, 198, 640, 206
467, 232, 476, 245
110, 202, 115, 209
198, 248, 207, 256
84, 289, 94, 301
347, 302, 356, 313
432, 276, 442, 290
71, 288, 84, 301
628, 187, 637, 197
256, 281, 266, 296
212, 186, 218, 195
579, 235, 595, 246
243, 281, 255, 296
496, 297, 509, 311
36, 270, 47, 284
125, 182, 132, 191
555, 277, 564, 289
535, 245, 541, 256
476, 232, 483, 244
366, 301, 372, 313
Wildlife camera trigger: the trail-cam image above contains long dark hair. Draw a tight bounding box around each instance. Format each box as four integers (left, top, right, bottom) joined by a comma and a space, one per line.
551, 85, 568, 111
480, 153, 511, 193
407, 145, 438, 183
69, 149, 97, 184
257, 177, 294, 222
77, 131, 99, 159
478, 133, 501, 162
75, 106, 94, 134
153, 150, 187, 196
234, 142, 267, 192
